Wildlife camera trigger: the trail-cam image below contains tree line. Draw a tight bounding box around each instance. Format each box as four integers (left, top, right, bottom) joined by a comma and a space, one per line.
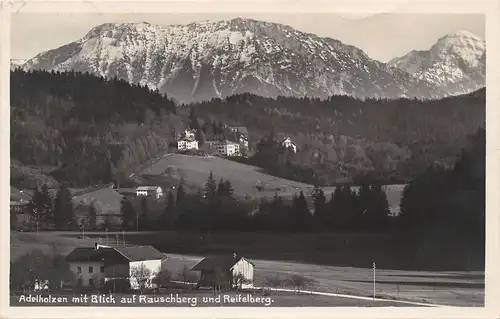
191, 90, 485, 185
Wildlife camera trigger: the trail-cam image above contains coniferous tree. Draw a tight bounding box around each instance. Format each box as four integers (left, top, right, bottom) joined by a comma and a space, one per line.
312, 185, 327, 229
139, 197, 149, 230
162, 190, 176, 229
121, 197, 136, 231
176, 178, 186, 206
88, 202, 98, 230
54, 183, 73, 230
204, 171, 217, 203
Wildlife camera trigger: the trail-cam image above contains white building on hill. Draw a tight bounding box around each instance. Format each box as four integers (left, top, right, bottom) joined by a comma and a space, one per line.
136, 186, 163, 199
281, 137, 297, 153
177, 138, 199, 151
207, 140, 240, 156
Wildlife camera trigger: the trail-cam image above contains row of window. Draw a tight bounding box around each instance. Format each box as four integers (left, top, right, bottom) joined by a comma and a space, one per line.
77, 266, 105, 274
77, 278, 105, 286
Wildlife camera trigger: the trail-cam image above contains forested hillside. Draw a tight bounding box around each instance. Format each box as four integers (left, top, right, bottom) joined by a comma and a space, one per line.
10, 69, 485, 187
191, 90, 485, 184
10, 69, 182, 187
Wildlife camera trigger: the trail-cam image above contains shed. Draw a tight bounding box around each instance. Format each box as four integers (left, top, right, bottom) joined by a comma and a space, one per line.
191, 254, 255, 289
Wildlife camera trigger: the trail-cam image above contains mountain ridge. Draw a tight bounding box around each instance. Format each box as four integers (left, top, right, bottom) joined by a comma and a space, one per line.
20, 19, 483, 103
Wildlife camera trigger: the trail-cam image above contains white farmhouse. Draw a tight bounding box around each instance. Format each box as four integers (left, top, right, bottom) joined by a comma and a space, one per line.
281, 137, 297, 153
177, 138, 199, 151
191, 254, 255, 289
66, 244, 166, 291
136, 186, 163, 199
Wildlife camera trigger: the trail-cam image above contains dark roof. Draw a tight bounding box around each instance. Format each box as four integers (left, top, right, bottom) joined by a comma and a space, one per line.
114, 245, 165, 261
66, 247, 114, 262
66, 245, 165, 262
191, 255, 254, 271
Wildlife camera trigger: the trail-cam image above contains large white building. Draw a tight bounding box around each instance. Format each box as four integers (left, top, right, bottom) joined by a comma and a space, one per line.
66, 244, 166, 291
207, 140, 240, 157
281, 137, 297, 153
177, 138, 199, 151
136, 186, 163, 199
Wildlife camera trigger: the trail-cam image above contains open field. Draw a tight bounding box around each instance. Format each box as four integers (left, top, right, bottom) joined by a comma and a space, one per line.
136, 154, 405, 205
10, 231, 484, 307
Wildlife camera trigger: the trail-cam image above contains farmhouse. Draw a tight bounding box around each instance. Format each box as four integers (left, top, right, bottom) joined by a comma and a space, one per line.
191, 254, 255, 289
136, 186, 163, 199
177, 138, 199, 151
206, 140, 241, 157
281, 137, 297, 153
66, 243, 165, 290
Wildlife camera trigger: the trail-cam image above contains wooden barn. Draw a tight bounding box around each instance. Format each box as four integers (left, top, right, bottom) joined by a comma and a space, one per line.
191, 254, 255, 290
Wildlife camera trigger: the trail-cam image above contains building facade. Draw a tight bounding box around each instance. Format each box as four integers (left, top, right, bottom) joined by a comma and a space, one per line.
177, 139, 199, 151
207, 140, 241, 156
136, 186, 163, 199
66, 244, 166, 291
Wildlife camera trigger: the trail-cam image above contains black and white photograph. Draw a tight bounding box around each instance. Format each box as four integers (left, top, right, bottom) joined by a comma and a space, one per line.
1, 0, 498, 317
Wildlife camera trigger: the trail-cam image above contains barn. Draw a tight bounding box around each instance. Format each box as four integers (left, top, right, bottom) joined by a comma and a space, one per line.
191, 254, 255, 290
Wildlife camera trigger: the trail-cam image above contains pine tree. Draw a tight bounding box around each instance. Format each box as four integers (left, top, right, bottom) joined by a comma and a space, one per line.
121, 196, 136, 231
204, 171, 217, 202
54, 183, 73, 230
176, 178, 186, 206
139, 197, 149, 230
162, 190, 176, 229
88, 202, 98, 230
312, 185, 326, 229
195, 129, 206, 147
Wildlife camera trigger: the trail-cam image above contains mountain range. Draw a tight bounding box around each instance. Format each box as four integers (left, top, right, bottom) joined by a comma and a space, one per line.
16, 18, 485, 103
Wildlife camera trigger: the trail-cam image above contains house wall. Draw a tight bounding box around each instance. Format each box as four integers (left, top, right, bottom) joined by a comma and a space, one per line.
231, 259, 254, 289
69, 261, 106, 288
128, 259, 162, 290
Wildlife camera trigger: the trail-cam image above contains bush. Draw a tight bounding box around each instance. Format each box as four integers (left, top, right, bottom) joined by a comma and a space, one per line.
102, 278, 131, 293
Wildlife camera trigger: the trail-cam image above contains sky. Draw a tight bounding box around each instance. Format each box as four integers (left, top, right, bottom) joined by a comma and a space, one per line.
10, 13, 485, 62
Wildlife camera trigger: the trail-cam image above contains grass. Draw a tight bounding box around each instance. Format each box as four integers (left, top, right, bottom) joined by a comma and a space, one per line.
10, 231, 484, 307
135, 154, 405, 206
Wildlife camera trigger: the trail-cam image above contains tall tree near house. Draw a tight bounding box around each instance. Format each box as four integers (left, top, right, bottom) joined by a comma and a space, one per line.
290, 191, 312, 231
87, 201, 98, 230
54, 183, 74, 230
204, 171, 217, 203
176, 178, 186, 205
139, 197, 149, 230
120, 196, 136, 231
162, 190, 176, 229
312, 186, 328, 229
195, 129, 206, 146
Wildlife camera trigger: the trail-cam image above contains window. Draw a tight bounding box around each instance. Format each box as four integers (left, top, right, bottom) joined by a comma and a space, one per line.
100, 266, 105, 273
89, 266, 93, 274
77, 266, 82, 274
89, 278, 93, 286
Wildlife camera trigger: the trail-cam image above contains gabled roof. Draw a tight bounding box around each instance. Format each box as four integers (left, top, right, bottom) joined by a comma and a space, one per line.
66, 245, 165, 263
66, 247, 114, 262
114, 245, 165, 261
136, 186, 161, 191
191, 255, 254, 272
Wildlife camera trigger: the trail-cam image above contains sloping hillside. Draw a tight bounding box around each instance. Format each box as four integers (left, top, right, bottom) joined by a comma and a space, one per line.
135, 154, 404, 209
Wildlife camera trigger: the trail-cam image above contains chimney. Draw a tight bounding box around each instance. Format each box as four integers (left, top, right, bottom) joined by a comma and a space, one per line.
233, 253, 237, 258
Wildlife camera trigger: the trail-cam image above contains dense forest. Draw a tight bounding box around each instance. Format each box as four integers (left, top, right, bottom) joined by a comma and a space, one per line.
190, 90, 485, 184
10, 69, 182, 187
10, 69, 485, 188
